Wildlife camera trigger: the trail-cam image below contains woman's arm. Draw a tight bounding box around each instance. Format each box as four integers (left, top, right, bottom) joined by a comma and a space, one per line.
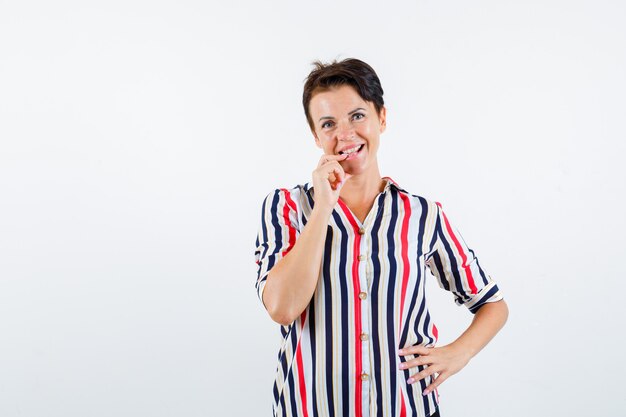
399, 299, 509, 395
262, 206, 332, 326
262, 153, 350, 326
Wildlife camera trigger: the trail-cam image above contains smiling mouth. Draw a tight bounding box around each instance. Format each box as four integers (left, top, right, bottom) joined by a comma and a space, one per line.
338, 144, 364, 155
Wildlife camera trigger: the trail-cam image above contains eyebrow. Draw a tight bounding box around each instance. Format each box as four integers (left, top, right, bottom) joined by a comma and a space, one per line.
318, 107, 367, 122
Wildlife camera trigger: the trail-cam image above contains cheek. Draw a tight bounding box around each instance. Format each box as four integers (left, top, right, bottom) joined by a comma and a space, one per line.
319, 138, 335, 153
357, 124, 373, 138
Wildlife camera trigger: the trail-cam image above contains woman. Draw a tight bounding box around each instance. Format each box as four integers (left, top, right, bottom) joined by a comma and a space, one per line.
254, 58, 508, 417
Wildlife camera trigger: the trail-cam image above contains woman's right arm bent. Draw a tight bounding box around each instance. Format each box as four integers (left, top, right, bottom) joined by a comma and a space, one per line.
263, 153, 351, 326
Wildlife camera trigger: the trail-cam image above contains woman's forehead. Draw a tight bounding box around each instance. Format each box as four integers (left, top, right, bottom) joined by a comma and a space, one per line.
309, 85, 372, 116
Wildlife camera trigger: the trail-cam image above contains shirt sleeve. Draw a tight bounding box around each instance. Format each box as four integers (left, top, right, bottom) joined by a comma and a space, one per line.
254, 188, 301, 310
425, 201, 503, 314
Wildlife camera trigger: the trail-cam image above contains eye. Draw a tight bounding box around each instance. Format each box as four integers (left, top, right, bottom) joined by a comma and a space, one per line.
321, 121, 334, 129
352, 112, 365, 121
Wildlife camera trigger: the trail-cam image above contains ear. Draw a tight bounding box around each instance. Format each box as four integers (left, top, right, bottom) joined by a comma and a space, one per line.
379, 106, 387, 133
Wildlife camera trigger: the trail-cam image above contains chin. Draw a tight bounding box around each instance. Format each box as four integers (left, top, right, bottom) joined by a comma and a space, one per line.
344, 164, 366, 176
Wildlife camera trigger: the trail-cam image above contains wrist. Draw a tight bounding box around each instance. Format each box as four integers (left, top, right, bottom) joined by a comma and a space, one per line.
449, 339, 477, 363
311, 205, 334, 219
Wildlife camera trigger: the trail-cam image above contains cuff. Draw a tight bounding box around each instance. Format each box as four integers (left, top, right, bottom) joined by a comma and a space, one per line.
463, 280, 503, 314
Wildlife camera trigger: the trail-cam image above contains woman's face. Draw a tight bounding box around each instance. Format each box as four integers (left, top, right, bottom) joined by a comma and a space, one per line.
309, 84, 386, 177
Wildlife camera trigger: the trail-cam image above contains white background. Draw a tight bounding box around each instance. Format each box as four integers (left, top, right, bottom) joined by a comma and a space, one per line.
1, 1, 625, 416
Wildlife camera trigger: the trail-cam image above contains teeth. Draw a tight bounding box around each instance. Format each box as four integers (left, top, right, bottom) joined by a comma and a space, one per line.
340, 144, 362, 155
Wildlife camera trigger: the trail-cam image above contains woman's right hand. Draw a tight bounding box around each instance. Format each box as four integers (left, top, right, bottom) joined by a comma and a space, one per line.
312, 153, 352, 214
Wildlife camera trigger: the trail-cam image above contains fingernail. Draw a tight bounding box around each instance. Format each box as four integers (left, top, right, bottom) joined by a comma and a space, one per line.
407, 378, 414, 384
398, 363, 406, 369
423, 389, 429, 396
398, 349, 404, 354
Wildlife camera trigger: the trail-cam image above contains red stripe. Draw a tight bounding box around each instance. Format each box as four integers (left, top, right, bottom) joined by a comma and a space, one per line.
399, 193, 410, 417
435, 202, 478, 294
280, 189, 297, 257
398, 193, 411, 332
337, 198, 363, 417
284, 189, 298, 211
432, 323, 438, 341
282, 189, 308, 415
295, 310, 309, 417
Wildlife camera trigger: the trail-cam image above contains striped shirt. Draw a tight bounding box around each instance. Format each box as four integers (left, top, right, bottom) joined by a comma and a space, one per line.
254, 176, 503, 417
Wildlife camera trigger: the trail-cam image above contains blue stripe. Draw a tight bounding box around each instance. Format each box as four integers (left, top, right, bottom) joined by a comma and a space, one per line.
430, 252, 451, 292
471, 250, 490, 285
436, 217, 469, 301
273, 381, 280, 406
268, 190, 283, 271
255, 192, 271, 288
332, 210, 350, 417
469, 285, 500, 314
308, 301, 319, 417
385, 190, 399, 417
401, 197, 429, 415
259, 191, 270, 260
286, 366, 298, 416
322, 226, 335, 417
303, 188, 315, 227
399, 196, 428, 347
399, 197, 426, 417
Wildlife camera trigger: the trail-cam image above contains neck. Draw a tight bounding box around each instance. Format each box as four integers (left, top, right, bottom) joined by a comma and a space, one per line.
339, 167, 385, 203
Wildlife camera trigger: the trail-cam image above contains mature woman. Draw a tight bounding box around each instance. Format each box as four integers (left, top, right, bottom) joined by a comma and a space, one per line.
254, 58, 508, 417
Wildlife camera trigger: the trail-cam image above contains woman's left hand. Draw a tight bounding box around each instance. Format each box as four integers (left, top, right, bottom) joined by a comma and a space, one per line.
398, 343, 472, 396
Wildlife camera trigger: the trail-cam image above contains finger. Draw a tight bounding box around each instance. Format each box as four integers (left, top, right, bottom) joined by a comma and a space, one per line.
398, 355, 430, 370
318, 153, 348, 168
319, 160, 345, 176
337, 176, 349, 190
322, 153, 349, 161
407, 365, 439, 384
335, 167, 350, 184
423, 372, 448, 396
398, 345, 432, 357
326, 167, 344, 190
315, 163, 342, 183
326, 164, 347, 183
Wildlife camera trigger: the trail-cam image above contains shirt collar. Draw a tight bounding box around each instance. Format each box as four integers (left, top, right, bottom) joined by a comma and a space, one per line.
304, 176, 406, 195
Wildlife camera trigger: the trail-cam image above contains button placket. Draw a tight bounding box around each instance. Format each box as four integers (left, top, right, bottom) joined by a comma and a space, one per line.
357, 226, 372, 415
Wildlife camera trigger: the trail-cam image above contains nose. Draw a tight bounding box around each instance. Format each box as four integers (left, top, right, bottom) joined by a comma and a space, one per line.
336, 120, 355, 141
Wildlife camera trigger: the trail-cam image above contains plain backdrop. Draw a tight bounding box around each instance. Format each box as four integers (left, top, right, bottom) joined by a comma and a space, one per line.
1, 1, 625, 416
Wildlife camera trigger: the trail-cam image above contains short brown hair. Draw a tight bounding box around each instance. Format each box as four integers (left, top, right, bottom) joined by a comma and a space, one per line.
302, 58, 385, 132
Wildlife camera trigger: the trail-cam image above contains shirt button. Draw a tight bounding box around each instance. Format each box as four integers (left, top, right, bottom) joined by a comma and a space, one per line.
359, 292, 367, 300
358, 228, 365, 235
361, 373, 369, 381
358, 254, 366, 261
360, 333, 369, 341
